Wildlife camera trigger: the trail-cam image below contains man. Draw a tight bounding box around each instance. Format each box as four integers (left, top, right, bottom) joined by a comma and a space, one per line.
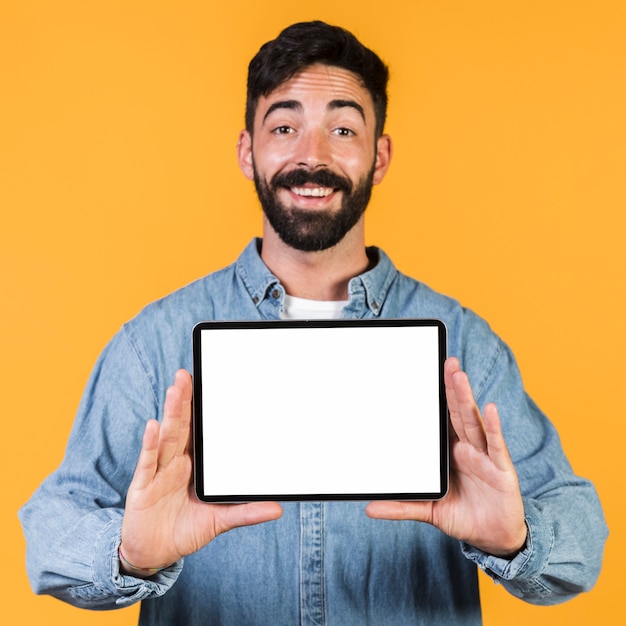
20, 21, 607, 625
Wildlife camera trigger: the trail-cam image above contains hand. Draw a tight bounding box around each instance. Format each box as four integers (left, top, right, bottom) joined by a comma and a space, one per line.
366, 357, 527, 558
120, 370, 282, 576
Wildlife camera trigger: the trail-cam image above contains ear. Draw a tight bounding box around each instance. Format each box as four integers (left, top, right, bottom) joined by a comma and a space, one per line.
372, 134, 393, 185
237, 130, 254, 180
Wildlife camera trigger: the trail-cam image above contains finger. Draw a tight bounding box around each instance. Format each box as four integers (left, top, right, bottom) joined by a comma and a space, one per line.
453, 370, 487, 450
173, 370, 193, 457
444, 357, 469, 440
365, 500, 433, 523
483, 402, 514, 471
212, 502, 283, 536
445, 359, 487, 452
444, 357, 462, 435
130, 419, 160, 490
157, 383, 185, 468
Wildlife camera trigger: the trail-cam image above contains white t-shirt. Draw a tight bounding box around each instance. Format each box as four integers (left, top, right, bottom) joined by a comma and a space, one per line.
281, 294, 348, 320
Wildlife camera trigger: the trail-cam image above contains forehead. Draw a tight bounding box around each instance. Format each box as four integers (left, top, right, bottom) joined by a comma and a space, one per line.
257, 64, 374, 119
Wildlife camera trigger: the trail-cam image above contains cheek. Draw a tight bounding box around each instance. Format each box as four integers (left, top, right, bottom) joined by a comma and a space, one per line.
252, 142, 293, 177
341, 147, 377, 179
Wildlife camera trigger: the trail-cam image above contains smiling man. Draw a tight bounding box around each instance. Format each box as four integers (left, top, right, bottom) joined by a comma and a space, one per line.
241, 57, 392, 302
242, 63, 390, 259
20, 21, 607, 625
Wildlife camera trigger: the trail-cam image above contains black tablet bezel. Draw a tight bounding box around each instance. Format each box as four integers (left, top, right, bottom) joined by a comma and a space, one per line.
192, 318, 448, 502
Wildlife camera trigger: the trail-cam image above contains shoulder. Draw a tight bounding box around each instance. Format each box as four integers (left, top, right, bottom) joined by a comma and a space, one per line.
113, 262, 238, 388
388, 267, 508, 393
129, 261, 239, 329
389, 269, 498, 343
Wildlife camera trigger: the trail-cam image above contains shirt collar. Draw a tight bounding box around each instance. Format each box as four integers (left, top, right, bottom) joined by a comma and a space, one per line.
235, 239, 281, 307
235, 238, 398, 316
348, 246, 398, 316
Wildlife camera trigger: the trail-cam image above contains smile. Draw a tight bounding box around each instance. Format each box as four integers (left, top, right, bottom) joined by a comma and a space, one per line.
290, 186, 335, 198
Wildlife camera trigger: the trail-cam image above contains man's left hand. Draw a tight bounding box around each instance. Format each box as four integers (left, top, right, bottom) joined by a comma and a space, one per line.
366, 356, 527, 558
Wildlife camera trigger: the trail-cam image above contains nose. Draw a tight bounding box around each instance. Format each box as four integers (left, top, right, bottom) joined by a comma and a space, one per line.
294, 128, 332, 169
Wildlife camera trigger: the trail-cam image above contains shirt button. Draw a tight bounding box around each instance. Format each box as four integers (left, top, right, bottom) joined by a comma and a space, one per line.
371, 301, 379, 310
271, 289, 281, 300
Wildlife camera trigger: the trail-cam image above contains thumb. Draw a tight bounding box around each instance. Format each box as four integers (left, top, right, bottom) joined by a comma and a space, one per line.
209, 502, 284, 537
365, 500, 434, 523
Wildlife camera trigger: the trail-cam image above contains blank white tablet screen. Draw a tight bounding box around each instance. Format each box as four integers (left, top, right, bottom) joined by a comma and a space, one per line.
197, 323, 444, 498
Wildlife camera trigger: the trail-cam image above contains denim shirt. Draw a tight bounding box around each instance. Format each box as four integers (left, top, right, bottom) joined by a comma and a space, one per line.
20, 239, 607, 625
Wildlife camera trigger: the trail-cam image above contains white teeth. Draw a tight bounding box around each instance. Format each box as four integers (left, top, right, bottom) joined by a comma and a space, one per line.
291, 186, 334, 198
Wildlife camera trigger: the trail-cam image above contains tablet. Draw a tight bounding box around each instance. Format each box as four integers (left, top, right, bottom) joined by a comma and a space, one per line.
192, 319, 448, 502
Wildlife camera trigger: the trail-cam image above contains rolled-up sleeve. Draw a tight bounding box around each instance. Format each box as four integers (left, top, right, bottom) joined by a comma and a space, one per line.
19, 327, 183, 609
459, 330, 608, 604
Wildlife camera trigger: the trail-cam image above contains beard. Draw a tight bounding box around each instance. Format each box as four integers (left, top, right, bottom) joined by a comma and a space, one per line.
253, 163, 376, 252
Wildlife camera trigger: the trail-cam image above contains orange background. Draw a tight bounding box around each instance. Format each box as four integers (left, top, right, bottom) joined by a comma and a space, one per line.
2, 1, 624, 623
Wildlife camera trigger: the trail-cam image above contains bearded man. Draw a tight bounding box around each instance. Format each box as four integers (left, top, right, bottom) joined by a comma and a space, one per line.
20, 21, 607, 626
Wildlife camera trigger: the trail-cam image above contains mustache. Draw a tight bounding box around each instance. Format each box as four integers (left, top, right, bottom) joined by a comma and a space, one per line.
270, 168, 353, 193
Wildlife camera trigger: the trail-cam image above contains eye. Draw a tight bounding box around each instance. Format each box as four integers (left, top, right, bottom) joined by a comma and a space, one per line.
272, 125, 295, 135
332, 127, 355, 137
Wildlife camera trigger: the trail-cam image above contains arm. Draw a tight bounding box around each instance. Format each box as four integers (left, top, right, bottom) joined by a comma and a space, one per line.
19, 329, 281, 609
367, 350, 608, 604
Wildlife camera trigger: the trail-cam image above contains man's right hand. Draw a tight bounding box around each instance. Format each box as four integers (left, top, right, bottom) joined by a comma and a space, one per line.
119, 369, 283, 577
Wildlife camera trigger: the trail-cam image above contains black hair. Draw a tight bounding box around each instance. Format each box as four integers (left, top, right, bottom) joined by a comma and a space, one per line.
245, 21, 389, 138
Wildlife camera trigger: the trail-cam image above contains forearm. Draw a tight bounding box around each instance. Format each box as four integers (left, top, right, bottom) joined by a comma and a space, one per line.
462, 488, 607, 605
19, 492, 182, 609
455, 332, 608, 604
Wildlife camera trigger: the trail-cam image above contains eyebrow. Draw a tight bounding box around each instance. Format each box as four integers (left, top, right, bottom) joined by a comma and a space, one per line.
329, 99, 365, 122
262, 99, 366, 123
263, 100, 301, 122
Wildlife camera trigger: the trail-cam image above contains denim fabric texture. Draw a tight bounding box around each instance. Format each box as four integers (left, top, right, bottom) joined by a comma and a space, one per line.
19, 239, 607, 625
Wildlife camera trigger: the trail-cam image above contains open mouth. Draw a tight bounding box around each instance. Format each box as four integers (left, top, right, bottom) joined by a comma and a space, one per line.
271, 168, 351, 202
290, 186, 335, 198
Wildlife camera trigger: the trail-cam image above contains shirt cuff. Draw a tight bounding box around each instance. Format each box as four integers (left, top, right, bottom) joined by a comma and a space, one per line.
92, 519, 183, 607
460, 498, 554, 582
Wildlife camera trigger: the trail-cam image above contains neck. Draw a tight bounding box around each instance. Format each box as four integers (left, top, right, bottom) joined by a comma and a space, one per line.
260, 218, 371, 300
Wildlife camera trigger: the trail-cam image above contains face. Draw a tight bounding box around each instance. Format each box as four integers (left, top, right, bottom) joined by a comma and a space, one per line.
238, 64, 392, 252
